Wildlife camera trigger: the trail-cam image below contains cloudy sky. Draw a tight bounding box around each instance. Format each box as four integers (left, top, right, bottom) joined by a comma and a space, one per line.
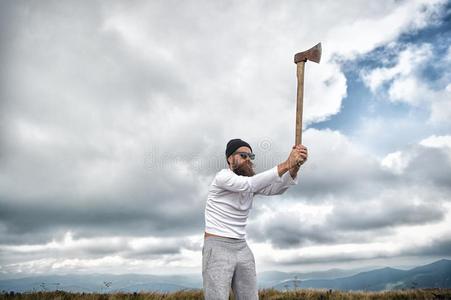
1, 0, 450, 279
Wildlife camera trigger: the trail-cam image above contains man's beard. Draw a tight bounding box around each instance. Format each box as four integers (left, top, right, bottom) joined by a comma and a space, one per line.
232, 160, 256, 177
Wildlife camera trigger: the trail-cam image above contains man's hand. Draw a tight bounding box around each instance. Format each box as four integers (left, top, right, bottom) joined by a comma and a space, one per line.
278, 144, 309, 177
285, 147, 301, 169
293, 144, 308, 165
289, 145, 308, 179
286, 145, 308, 168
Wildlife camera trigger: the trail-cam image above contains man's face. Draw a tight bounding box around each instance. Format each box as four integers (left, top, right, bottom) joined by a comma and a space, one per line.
228, 146, 255, 177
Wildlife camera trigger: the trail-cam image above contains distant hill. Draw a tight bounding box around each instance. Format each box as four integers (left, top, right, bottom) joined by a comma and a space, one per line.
1, 259, 450, 293
273, 259, 451, 291
0, 268, 368, 292
0, 273, 201, 293
257, 266, 373, 288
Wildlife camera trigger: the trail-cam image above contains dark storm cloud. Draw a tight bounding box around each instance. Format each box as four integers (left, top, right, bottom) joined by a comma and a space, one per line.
272, 234, 451, 266
0, 1, 22, 64
248, 218, 339, 248
250, 194, 445, 249
406, 235, 451, 257
402, 145, 451, 190
247, 199, 444, 248
0, 176, 205, 245
275, 252, 394, 266
0, 234, 187, 265
329, 200, 445, 231
121, 243, 183, 260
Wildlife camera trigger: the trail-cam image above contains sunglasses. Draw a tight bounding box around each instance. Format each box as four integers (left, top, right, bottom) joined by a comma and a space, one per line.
234, 152, 255, 160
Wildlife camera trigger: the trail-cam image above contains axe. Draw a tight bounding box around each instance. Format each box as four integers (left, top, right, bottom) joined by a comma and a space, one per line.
294, 43, 322, 146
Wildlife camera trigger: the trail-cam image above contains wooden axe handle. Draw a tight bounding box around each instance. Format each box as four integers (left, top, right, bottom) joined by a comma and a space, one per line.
295, 61, 305, 145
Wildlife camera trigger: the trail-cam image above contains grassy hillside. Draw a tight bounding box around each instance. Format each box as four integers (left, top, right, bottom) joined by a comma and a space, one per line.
1, 288, 451, 299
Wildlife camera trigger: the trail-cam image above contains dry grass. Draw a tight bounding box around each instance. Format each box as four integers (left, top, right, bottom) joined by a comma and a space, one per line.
258, 288, 451, 299
1, 288, 451, 299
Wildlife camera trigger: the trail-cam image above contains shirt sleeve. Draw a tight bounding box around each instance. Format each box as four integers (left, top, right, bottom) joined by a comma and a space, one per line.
254, 170, 298, 196
213, 166, 281, 193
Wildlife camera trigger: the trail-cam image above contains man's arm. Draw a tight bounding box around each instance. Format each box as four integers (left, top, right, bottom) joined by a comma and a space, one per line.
214, 145, 307, 193
214, 166, 281, 193
254, 169, 298, 196
289, 163, 300, 179
277, 161, 291, 177
255, 145, 307, 196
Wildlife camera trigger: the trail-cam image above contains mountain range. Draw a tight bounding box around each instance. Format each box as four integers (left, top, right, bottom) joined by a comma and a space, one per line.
0, 259, 450, 293
273, 259, 451, 291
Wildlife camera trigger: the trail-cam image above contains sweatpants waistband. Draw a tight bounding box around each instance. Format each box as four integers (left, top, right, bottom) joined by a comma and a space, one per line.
204, 235, 246, 244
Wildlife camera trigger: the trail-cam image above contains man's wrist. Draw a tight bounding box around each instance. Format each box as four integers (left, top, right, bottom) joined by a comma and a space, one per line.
277, 161, 290, 177
289, 167, 299, 179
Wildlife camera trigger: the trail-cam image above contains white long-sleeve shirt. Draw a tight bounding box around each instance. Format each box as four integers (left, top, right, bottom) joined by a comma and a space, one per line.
204, 166, 298, 239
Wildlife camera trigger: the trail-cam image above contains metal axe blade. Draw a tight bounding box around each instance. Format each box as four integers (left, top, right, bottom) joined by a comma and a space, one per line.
294, 42, 322, 64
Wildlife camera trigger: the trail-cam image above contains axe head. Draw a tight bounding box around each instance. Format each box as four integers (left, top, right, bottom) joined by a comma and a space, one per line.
294, 42, 322, 64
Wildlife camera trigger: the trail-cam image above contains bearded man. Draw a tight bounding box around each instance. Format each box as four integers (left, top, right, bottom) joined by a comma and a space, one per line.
202, 138, 308, 299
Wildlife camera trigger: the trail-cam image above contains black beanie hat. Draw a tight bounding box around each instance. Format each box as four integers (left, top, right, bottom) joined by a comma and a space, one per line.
225, 138, 253, 159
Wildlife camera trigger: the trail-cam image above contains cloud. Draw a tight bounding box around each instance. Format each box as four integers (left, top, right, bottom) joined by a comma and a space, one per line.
249, 194, 446, 250
420, 134, 451, 148
0, 0, 449, 275
324, 0, 446, 60
361, 44, 433, 96
256, 204, 451, 267
0, 232, 203, 275
407, 234, 451, 257
329, 197, 445, 230
382, 135, 451, 189
279, 128, 393, 199
360, 43, 451, 123
101, 1, 348, 127
381, 151, 412, 175
247, 132, 450, 258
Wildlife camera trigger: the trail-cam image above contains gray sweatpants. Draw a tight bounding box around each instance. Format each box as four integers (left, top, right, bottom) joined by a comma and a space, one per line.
202, 236, 258, 300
